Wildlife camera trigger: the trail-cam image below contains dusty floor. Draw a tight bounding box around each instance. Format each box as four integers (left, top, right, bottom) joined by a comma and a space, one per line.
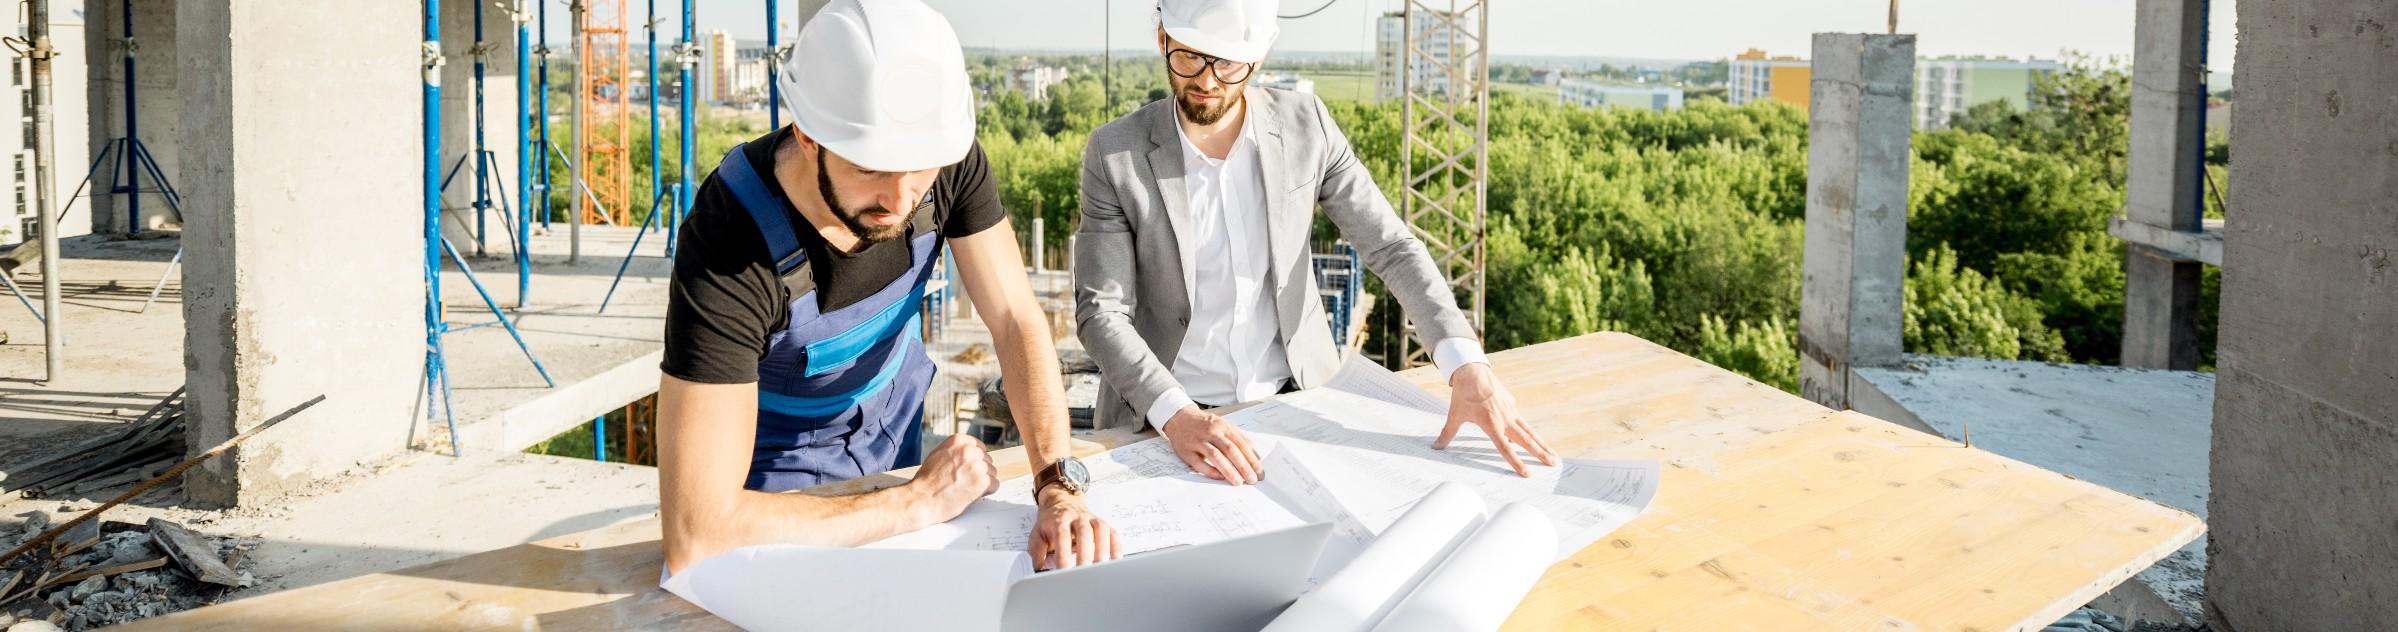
0, 226, 673, 622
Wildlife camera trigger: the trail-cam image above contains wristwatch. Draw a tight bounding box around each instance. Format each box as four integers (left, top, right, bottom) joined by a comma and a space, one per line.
1035, 457, 1090, 495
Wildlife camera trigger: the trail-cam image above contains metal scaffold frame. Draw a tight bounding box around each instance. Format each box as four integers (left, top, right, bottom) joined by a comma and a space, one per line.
423, 0, 557, 458
575, 0, 633, 229
1395, 0, 1489, 367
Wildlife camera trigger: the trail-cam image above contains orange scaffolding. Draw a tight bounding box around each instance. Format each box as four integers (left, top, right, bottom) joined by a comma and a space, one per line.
575, 0, 631, 226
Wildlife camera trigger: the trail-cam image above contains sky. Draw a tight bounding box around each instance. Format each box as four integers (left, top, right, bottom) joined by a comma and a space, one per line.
545, 0, 2239, 71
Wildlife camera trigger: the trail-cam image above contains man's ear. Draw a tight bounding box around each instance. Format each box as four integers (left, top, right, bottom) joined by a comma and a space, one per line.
1156, 28, 1169, 56
789, 124, 816, 152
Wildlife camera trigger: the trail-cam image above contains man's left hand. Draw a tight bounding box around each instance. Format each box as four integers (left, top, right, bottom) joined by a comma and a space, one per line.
1436, 363, 1559, 477
1029, 485, 1119, 571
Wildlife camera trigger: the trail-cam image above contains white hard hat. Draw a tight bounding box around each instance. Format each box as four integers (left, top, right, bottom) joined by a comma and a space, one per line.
1158, 0, 1280, 64
778, 0, 974, 173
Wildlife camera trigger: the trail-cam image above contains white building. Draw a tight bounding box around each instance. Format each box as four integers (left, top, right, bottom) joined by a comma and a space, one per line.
1374, 10, 1464, 102
1558, 80, 1682, 111
730, 57, 770, 105
1007, 63, 1068, 101
5, 6, 87, 244
1913, 57, 2062, 129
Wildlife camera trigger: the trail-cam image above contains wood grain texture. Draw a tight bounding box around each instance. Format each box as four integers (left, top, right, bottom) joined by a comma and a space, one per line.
122, 333, 2201, 631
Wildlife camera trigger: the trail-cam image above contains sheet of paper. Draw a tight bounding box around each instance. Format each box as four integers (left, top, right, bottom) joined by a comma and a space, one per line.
1371, 502, 1558, 632
1231, 388, 1660, 558
660, 545, 1031, 632
1263, 483, 1488, 632
865, 447, 1350, 560
1321, 352, 1450, 415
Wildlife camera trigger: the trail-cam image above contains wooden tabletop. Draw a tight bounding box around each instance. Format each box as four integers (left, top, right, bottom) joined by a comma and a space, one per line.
123, 333, 2202, 630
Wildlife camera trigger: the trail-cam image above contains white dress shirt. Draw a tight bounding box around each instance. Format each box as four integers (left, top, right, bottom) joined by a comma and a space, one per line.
1147, 104, 1490, 431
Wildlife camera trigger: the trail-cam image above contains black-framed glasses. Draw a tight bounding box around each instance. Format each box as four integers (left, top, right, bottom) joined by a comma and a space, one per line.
1166, 49, 1255, 84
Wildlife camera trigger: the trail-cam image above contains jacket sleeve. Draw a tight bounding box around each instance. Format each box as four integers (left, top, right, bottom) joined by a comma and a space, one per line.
1073, 137, 1189, 427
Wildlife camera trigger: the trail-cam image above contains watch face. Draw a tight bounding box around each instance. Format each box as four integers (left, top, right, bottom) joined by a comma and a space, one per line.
1063, 458, 1090, 487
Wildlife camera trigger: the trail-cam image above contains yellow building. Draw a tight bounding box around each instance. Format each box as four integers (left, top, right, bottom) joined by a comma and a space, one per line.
1730, 48, 1811, 111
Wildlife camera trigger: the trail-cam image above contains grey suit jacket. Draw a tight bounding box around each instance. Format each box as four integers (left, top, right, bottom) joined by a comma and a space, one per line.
1073, 86, 1476, 432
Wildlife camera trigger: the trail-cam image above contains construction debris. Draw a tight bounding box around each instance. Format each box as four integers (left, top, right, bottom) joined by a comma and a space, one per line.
2, 389, 186, 499
0, 518, 257, 631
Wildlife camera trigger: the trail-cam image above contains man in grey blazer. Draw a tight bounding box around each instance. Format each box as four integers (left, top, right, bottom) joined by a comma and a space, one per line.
1073, 0, 1556, 486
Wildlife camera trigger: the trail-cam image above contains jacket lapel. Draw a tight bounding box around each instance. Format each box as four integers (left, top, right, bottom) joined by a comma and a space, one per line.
1144, 104, 1200, 309
1251, 87, 1300, 291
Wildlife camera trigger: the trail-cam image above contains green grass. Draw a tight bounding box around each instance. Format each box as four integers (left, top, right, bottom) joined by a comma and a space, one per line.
1306, 69, 1378, 103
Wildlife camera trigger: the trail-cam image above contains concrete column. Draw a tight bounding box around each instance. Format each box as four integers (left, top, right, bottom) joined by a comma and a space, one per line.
177, 0, 423, 507
1797, 33, 1913, 410
438, 0, 521, 259
81, 0, 178, 236
2120, 0, 2208, 370
2206, 1, 2398, 629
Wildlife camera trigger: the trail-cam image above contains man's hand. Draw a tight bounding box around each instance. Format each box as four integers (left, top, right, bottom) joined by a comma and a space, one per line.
1437, 363, 1559, 477
910, 435, 1001, 522
1029, 486, 1120, 571
1162, 406, 1264, 485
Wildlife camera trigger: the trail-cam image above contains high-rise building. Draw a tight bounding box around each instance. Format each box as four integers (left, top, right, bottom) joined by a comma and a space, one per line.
704, 30, 735, 104
4, 7, 86, 244
1558, 80, 1682, 112
1914, 57, 2061, 128
1729, 48, 1811, 111
1374, 10, 1464, 102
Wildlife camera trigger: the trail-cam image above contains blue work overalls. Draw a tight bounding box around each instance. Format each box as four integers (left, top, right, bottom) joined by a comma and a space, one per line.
714, 144, 941, 493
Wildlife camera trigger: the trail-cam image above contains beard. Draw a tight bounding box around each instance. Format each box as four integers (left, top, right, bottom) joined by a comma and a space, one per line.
1175, 84, 1242, 125
817, 147, 915, 244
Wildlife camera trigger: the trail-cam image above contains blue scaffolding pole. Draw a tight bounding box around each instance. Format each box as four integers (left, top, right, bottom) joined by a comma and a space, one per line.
674, 0, 694, 256
597, 0, 694, 314
766, 0, 780, 130
514, 0, 534, 308
424, 0, 557, 458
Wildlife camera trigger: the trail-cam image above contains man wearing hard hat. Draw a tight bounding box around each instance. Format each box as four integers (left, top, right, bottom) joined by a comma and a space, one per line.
1076, 0, 1559, 486
655, 0, 1117, 576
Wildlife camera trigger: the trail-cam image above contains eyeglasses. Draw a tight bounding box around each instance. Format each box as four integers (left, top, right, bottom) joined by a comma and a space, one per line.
1166, 49, 1255, 84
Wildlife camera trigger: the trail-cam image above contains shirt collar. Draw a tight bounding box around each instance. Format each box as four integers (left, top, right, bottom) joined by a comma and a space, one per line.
1173, 96, 1255, 167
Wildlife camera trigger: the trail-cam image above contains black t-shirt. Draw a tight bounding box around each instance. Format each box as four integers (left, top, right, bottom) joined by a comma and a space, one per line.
660, 128, 1006, 385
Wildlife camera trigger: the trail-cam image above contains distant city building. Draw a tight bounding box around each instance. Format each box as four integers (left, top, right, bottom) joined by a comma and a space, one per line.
1914, 57, 2062, 128
1258, 72, 1315, 94
1374, 10, 1464, 102
1006, 63, 1069, 100
5, 8, 86, 243
1529, 68, 1562, 86
1729, 48, 1811, 111
1558, 80, 1683, 111
704, 30, 735, 103
730, 57, 771, 104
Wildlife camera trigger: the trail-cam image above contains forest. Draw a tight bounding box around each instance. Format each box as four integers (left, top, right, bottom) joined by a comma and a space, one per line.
545, 55, 2227, 393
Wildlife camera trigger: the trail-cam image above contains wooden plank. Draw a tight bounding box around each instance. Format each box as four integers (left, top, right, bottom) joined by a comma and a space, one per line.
147, 518, 242, 586
51, 517, 100, 558
119, 333, 2204, 631
45, 557, 168, 587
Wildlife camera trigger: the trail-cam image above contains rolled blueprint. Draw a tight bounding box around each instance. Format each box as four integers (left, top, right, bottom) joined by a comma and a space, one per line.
1371, 502, 1559, 632
1262, 482, 1487, 632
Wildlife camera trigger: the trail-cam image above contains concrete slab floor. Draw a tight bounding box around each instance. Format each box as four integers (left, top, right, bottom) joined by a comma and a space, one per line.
1853, 354, 2214, 622
0, 450, 658, 600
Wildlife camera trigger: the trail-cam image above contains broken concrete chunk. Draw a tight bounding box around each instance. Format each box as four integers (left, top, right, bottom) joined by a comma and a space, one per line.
144, 519, 241, 586
66, 577, 104, 603
6, 619, 62, 632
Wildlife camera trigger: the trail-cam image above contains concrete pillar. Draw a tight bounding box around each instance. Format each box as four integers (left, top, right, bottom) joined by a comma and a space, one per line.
1797, 33, 1913, 410
177, 0, 423, 507
2120, 0, 2208, 370
2206, 1, 2398, 629
438, 0, 521, 259
82, 0, 179, 236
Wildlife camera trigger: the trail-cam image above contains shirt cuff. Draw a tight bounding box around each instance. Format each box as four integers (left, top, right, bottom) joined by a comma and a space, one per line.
1145, 388, 1198, 433
1431, 337, 1489, 383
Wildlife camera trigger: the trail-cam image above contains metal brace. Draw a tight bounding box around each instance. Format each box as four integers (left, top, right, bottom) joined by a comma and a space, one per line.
421, 41, 445, 86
